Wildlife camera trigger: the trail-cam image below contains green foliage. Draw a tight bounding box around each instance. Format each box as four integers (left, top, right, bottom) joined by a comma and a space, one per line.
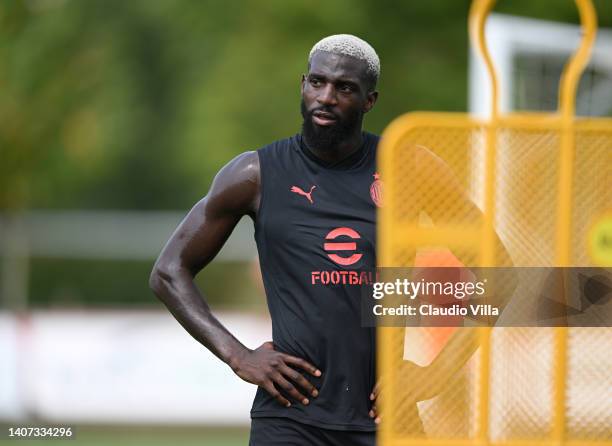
1, 0, 610, 210
29, 258, 266, 309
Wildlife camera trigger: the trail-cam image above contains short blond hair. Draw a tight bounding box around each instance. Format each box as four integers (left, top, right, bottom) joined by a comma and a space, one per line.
309, 34, 380, 86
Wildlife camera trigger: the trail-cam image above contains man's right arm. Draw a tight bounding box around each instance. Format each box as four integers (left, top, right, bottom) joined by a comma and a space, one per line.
149, 151, 320, 407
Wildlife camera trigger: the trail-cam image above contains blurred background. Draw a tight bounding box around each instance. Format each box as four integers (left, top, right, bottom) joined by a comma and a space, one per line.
1, 0, 611, 445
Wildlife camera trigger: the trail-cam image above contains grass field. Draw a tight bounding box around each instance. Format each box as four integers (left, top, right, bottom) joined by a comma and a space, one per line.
0, 426, 250, 446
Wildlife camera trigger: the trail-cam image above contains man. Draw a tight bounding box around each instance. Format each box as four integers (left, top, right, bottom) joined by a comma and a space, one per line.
150, 34, 381, 445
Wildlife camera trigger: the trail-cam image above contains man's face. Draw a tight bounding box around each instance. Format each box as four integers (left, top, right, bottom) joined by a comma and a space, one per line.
301, 51, 378, 152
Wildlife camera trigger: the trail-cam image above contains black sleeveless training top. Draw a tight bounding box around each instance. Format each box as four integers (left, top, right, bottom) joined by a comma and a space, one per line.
251, 132, 380, 431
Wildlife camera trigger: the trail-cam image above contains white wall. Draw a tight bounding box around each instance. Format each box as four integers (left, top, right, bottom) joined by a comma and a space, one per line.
0, 311, 270, 425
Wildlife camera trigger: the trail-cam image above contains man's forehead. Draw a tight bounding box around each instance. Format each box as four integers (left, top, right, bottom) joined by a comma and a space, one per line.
308, 51, 368, 81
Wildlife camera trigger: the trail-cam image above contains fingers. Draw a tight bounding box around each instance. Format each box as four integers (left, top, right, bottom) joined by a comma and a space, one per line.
369, 406, 381, 424
263, 381, 291, 408
273, 373, 310, 406
373, 381, 380, 396
255, 345, 321, 408
370, 380, 380, 401
280, 364, 319, 398
370, 380, 382, 423
282, 353, 322, 377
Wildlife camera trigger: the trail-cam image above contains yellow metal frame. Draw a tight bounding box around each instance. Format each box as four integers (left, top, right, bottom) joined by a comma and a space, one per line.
378, 1, 606, 445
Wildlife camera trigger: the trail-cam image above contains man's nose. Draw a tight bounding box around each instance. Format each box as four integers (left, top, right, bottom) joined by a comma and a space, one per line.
317, 84, 338, 106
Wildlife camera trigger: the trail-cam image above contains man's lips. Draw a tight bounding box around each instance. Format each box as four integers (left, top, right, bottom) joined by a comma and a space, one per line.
312, 110, 338, 126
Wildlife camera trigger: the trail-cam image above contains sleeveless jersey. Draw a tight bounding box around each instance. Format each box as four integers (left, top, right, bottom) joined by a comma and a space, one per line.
251, 132, 379, 431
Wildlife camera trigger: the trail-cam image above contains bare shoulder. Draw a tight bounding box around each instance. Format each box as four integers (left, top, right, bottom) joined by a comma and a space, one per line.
216, 151, 260, 185
207, 151, 260, 218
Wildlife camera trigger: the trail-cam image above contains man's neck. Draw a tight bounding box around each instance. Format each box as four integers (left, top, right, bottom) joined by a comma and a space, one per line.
303, 131, 364, 164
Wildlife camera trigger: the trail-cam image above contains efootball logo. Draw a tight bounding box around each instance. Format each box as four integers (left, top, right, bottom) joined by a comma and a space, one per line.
324, 227, 362, 266
312, 227, 375, 285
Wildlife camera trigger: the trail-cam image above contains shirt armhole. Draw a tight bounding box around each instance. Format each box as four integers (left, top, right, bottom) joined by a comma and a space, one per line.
254, 148, 267, 235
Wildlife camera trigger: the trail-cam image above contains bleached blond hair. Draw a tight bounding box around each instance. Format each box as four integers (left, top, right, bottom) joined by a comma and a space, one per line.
309, 34, 380, 88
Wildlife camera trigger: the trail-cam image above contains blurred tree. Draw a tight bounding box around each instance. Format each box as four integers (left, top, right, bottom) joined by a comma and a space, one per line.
1, 0, 610, 211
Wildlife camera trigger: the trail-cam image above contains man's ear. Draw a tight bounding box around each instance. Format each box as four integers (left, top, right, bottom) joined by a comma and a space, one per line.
363, 90, 379, 113
301, 74, 306, 94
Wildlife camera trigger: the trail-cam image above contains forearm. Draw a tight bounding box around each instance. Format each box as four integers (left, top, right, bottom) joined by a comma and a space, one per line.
150, 266, 248, 369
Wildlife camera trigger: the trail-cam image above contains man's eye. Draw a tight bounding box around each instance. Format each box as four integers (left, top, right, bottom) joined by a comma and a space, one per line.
310, 78, 322, 86
339, 84, 354, 93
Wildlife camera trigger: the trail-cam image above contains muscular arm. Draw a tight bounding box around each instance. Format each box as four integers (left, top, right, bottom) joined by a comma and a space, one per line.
149, 151, 320, 407
149, 152, 259, 366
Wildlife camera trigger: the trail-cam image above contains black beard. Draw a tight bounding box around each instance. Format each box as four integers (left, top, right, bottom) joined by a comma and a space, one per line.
300, 99, 362, 152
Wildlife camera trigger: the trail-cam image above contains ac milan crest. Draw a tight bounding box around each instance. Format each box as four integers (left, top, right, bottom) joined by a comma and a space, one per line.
370, 173, 383, 207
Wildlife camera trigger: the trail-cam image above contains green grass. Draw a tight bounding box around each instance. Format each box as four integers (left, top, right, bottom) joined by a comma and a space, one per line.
0, 426, 249, 446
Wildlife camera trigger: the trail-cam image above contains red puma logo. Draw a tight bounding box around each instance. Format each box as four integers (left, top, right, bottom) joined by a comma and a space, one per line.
290, 185, 316, 204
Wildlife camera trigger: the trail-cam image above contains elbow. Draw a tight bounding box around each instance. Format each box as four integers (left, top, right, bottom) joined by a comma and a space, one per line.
149, 257, 197, 306
148, 266, 163, 295
149, 262, 176, 301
